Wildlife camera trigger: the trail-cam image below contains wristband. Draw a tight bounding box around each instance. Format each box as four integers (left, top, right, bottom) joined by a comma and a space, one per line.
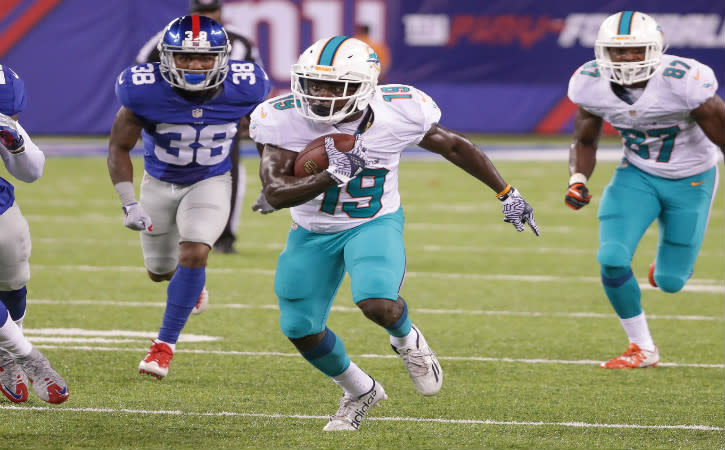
568, 173, 587, 186
495, 184, 512, 199
114, 181, 137, 206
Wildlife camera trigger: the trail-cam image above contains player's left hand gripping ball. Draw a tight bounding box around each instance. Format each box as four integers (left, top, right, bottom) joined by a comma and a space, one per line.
324, 135, 370, 185
122, 202, 153, 232
0, 113, 25, 154
499, 187, 540, 236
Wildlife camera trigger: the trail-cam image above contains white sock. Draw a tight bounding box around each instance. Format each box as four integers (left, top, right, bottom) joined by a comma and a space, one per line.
332, 361, 374, 397
390, 324, 418, 349
14, 314, 24, 330
619, 312, 656, 352
0, 315, 33, 358
156, 339, 176, 352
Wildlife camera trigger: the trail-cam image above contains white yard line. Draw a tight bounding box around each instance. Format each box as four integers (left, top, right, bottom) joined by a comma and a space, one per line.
29, 344, 725, 369
27, 299, 725, 321
0, 404, 721, 431
31, 264, 725, 294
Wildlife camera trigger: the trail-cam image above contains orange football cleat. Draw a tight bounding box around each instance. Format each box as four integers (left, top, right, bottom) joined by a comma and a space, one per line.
648, 262, 657, 288
600, 343, 659, 369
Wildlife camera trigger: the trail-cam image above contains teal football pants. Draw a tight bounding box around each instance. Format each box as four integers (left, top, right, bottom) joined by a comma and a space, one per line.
597, 160, 717, 310
275, 209, 406, 339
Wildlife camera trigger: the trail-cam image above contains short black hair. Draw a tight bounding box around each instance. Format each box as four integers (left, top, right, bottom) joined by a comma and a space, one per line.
190, 0, 222, 12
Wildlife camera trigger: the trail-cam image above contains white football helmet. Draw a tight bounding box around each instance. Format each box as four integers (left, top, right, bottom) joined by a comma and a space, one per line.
291, 36, 380, 123
594, 11, 665, 85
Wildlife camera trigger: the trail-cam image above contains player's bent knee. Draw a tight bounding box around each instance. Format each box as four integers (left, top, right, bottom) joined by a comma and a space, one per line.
655, 274, 686, 293
145, 257, 177, 279
358, 298, 398, 325
0, 265, 30, 291
596, 242, 631, 269
279, 313, 318, 339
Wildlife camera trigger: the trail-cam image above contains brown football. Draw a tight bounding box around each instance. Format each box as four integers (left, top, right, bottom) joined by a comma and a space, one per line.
293, 133, 356, 177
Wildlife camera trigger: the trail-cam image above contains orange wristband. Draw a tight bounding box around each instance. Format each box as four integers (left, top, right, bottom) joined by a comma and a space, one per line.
495, 184, 512, 199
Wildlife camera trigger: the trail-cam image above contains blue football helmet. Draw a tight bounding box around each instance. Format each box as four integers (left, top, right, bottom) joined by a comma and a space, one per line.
157, 15, 231, 91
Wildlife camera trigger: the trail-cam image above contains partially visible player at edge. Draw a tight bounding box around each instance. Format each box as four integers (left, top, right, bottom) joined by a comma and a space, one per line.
0, 65, 69, 404
250, 36, 539, 431
107, 15, 269, 379
565, 11, 725, 369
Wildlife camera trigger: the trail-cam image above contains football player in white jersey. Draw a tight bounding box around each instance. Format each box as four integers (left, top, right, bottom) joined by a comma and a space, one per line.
250, 36, 539, 430
0, 65, 69, 404
565, 11, 725, 369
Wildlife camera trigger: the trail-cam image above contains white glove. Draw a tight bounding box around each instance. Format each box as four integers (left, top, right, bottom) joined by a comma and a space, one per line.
0, 113, 25, 154
500, 188, 540, 236
324, 135, 370, 186
251, 190, 277, 214
122, 202, 153, 231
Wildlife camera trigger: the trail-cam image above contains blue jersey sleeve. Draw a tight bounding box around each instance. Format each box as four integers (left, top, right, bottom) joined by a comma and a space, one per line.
114, 63, 164, 119
0, 65, 27, 116
225, 61, 271, 107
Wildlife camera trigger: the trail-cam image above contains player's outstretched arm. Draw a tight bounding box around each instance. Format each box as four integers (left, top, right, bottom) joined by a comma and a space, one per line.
0, 113, 45, 183
259, 143, 339, 209
418, 124, 539, 235
566, 107, 603, 211
108, 106, 152, 231
691, 94, 725, 155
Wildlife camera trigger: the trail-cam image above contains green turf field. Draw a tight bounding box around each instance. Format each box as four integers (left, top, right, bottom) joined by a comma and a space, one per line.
1, 154, 723, 449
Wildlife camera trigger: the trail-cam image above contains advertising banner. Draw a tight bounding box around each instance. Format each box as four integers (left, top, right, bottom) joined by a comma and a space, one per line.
1, 0, 723, 135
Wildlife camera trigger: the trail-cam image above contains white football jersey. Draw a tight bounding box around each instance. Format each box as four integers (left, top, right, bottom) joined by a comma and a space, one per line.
250, 84, 441, 233
568, 54, 720, 179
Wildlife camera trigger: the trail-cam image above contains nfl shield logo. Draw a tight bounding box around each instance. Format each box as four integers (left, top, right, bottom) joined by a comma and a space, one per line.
628, 110, 637, 117
192, 108, 203, 118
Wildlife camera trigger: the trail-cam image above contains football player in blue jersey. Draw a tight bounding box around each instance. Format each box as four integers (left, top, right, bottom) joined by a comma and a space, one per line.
0, 65, 69, 404
107, 15, 270, 379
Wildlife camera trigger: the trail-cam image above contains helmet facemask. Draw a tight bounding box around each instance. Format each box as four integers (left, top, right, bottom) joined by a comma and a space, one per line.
594, 43, 662, 85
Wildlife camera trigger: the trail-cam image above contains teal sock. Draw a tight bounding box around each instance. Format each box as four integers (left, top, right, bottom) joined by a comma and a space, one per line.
385, 297, 411, 337
601, 266, 642, 319
299, 328, 350, 377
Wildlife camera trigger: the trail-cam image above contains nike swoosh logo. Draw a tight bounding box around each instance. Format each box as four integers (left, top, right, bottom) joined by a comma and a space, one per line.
691, 180, 705, 186
2, 383, 24, 400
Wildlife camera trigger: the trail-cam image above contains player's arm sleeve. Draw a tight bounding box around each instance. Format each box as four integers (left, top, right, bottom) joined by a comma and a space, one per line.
253, 65, 272, 102
0, 121, 44, 183
249, 103, 279, 145
685, 63, 719, 111
410, 89, 442, 144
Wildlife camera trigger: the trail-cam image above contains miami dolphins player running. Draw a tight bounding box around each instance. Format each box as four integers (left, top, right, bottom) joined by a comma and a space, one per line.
0, 65, 69, 404
108, 15, 269, 379
251, 36, 539, 430
565, 11, 724, 369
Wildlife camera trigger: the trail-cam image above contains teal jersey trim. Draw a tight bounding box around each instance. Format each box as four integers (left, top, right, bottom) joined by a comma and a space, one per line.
318, 36, 349, 66
618, 11, 634, 35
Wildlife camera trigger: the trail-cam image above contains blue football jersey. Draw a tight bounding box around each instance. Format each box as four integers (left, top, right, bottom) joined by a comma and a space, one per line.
0, 64, 26, 215
115, 61, 270, 185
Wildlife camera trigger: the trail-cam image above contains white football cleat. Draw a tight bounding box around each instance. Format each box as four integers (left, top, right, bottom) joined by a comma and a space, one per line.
391, 324, 443, 396
16, 348, 69, 404
323, 380, 387, 431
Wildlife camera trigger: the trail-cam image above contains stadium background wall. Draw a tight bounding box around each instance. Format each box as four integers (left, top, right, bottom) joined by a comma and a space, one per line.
1, 0, 723, 135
